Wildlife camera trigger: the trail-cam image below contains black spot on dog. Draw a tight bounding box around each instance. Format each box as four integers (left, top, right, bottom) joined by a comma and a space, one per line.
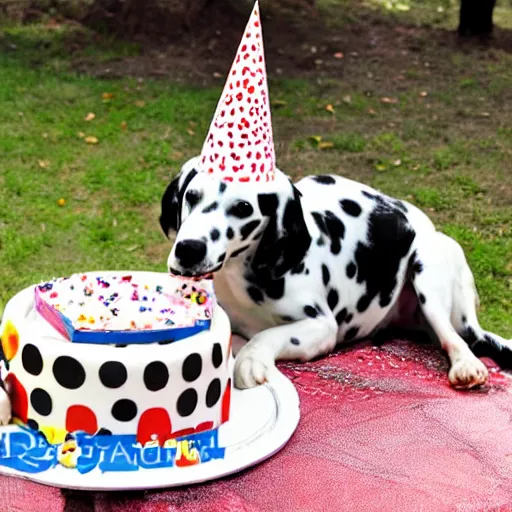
305, 269, 310, 275
210, 228, 220, 241
226, 227, 234, 239
291, 262, 305, 275
185, 189, 202, 209
340, 199, 362, 217
240, 220, 261, 241
317, 237, 325, 247
281, 315, 295, 322
304, 305, 319, 318
344, 326, 360, 341
217, 253, 226, 264
231, 245, 250, 258
354, 198, 416, 312
322, 264, 330, 286
202, 202, 218, 213
407, 250, 424, 278
345, 313, 353, 324
419, 293, 426, 304
312, 211, 345, 255
461, 326, 478, 345
290, 337, 301, 345
247, 286, 264, 304
313, 175, 336, 185
219, 182, 227, 194
159, 168, 197, 235
363, 190, 408, 213
462, 315, 467, 324
327, 289, 339, 311
264, 278, 285, 300
336, 308, 348, 325
251, 184, 311, 282
258, 193, 279, 215
346, 262, 356, 279
227, 200, 253, 219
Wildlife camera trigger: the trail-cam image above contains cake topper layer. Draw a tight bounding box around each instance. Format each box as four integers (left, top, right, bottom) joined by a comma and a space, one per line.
34, 273, 214, 345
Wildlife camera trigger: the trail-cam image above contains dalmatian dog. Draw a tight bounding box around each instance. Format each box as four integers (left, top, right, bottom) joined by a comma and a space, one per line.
160, 156, 512, 390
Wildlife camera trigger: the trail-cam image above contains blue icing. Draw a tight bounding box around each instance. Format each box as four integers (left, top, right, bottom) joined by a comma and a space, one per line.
0, 428, 225, 474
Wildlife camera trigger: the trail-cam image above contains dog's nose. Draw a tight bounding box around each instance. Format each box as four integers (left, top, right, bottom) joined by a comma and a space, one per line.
175, 239, 207, 267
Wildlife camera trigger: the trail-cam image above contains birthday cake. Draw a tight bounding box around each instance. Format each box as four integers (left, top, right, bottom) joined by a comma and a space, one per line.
0, 271, 233, 469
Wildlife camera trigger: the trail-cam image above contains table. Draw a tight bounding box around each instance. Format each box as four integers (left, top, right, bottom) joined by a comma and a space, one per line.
3, 339, 512, 512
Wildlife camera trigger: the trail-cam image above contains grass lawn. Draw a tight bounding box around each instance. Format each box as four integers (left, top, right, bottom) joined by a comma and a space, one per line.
0, 0, 510, 335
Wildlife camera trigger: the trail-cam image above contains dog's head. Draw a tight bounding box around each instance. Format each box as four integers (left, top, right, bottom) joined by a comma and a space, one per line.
160, 156, 311, 280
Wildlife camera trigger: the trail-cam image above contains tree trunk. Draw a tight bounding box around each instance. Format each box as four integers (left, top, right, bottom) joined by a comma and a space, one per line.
458, 0, 496, 38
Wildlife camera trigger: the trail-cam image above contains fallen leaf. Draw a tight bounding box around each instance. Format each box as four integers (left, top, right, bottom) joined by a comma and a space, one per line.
38, 160, 50, 168
120, 121, 127, 130
375, 163, 387, 172
102, 92, 114, 100
126, 245, 139, 252
342, 95, 352, 104
78, 132, 85, 138
325, 104, 335, 114
135, 100, 145, 108
393, 159, 402, 166
380, 97, 399, 104
309, 135, 323, 145
480, 112, 491, 117
171, 151, 184, 160
318, 141, 334, 150
84, 112, 95, 121
271, 99, 287, 108
213, 72, 223, 78
368, 108, 377, 115
85, 136, 99, 144
42, 133, 49, 139
186, 129, 195, 136
57, 198, 66, 207
333, 52, 344, 59
419, 91, 428, 97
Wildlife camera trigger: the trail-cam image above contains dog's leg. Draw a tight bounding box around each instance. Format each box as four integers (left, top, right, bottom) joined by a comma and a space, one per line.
412, 232, 488, 389
0, 385, 11, 426
234, 315, 338, 389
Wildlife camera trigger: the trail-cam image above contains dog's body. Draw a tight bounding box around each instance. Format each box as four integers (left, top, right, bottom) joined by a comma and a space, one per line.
161, 157, 512, 390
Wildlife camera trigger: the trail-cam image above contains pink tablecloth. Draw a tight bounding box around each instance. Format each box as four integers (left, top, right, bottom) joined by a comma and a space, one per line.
3, 340, 512, 512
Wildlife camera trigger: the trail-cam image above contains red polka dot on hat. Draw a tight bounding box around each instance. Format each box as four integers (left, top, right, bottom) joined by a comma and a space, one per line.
200, 1, 275, 183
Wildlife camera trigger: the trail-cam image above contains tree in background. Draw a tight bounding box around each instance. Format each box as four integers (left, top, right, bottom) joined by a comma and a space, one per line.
458, 0, 497, 38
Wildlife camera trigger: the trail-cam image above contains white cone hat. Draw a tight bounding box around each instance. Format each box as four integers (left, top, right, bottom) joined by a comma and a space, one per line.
199, 1, 275, 183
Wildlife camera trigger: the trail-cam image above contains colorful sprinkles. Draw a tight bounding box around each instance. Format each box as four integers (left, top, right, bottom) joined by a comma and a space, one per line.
35, 274, 214, 336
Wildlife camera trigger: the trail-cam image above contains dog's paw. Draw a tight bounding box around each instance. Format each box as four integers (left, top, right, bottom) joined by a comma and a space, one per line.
234, 345, 275, 389
449, 356, 488, 389
0, 389, 12, 426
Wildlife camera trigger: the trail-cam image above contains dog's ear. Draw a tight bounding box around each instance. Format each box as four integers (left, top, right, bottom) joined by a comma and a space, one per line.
159, 168, 197, 237
252, 185, 311, 281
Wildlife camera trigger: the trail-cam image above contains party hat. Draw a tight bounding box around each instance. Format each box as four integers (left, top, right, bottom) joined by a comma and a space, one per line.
199, 1, 275, 183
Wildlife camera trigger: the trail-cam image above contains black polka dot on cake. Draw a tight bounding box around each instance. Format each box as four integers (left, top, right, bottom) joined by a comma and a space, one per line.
177, 388, 198, 417
206, 378, 221, 408
212, 343, 223, 368
182, 353, 202, 382
53, 356, 86, 389
143, 361, 169, 391
111, 399, 138, 422
99, 361, 127, 389
30, 388, 52, 416
22, 344, 43, 376
27, 418, 39, 431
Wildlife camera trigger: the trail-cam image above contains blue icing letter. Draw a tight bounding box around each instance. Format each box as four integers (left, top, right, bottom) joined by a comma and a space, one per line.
139, 445, 174, 470
194, 430, 225, 463
0, 431, 57, 474
98, 435, 139, 472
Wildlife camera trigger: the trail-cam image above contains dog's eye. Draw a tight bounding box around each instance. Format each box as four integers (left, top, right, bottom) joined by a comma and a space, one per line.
227, 200, 253, 219
185, 190, 202, 208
